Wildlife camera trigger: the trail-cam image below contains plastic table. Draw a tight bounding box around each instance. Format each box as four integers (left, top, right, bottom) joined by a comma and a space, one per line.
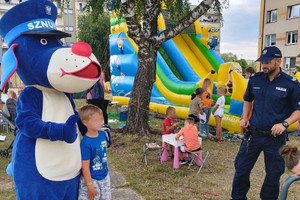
162, 134, 202, 169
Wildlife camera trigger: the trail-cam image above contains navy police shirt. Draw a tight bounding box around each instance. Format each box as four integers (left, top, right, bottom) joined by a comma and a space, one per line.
244, 71, 300, 131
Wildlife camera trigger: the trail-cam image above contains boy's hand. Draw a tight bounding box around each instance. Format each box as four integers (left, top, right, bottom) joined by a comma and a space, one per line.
88, 186, 98, 200
175, 122, 181, 126
63, 115, 79, 143
212, 101, 216, 106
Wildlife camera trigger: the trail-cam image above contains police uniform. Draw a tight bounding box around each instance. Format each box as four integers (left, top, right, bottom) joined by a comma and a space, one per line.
231, 47, 300, 200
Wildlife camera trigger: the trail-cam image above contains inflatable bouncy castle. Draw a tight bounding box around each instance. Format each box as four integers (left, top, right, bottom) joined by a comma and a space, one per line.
109, 13, 297, 133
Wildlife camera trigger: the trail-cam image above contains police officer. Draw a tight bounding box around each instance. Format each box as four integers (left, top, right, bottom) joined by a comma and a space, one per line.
231, 46, 300, 200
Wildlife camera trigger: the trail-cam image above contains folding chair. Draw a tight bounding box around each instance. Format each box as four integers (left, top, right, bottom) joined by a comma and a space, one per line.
0, 111, 17, 158
186, 149, 212, 174
142, 142, 163, 166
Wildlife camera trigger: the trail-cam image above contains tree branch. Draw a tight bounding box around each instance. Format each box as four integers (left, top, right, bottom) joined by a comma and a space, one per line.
121, 0, 143, 44
154, 0, 215, 46
142, 0, 161, 39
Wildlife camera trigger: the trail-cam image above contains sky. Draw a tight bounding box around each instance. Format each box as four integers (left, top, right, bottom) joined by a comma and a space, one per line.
189, 0, 261, 60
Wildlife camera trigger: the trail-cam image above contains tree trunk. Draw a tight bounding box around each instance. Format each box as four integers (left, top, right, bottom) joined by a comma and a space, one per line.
124, 42, 157, 135
121, 0, 215, 135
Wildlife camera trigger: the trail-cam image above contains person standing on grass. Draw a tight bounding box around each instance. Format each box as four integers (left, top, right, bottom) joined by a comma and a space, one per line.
103, 72, 112, 126
212, 87, 226, 142
78, 105, 111, 200
200, 78, 214, 138
231, 46, 300, 200
188, 88, 205, 129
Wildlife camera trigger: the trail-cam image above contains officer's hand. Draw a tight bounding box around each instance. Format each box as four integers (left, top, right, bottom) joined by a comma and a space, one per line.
297, 122, 300, 130
240, 118, 250, 129
271, 123, 286, 137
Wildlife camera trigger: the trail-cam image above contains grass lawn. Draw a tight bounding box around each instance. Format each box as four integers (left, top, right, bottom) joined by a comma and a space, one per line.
0, 99, 299, 200
0, 128, 16, 200
108, 131, 300, 200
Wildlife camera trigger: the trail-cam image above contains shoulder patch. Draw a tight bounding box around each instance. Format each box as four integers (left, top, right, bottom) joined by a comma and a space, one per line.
283, 73, 297, 82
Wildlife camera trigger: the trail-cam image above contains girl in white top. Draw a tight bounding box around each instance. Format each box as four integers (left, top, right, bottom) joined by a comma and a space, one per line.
212, 87, 226, 142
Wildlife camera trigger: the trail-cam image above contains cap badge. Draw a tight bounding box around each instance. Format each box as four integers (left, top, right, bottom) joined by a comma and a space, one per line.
45, 5, 51, 16
262, 50, 268, 55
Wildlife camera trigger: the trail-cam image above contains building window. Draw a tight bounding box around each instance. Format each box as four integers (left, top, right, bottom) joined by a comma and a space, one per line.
266, 34, 276, 46
78, 2, 87, 11
267, 9, 277, 23
286, 31, 298, 45
64, 9, 73, 15
288, 5, 300, 19
285, 57, 296, 69
65, 26, 74, 32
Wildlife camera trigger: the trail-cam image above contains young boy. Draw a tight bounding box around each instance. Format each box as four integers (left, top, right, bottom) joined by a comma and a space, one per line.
212, 87, 226, 142
78, 105, 111, 200
175, 117, 201, 165
163, 107, 181, 158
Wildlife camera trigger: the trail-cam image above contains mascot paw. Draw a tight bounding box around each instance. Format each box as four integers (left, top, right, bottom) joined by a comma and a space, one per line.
63, 115, 79, 143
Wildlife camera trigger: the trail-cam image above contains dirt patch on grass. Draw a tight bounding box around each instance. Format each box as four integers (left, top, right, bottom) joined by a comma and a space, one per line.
0, 181, 14, 190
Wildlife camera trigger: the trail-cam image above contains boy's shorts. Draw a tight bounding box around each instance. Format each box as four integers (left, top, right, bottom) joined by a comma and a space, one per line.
179, 146, 202, 153
78, 173, 111, 200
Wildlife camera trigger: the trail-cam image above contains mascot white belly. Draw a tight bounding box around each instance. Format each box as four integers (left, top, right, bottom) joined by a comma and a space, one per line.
35, 88, 81, 181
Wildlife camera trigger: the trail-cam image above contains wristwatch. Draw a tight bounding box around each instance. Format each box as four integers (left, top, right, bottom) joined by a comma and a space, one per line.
282, 121, 289, 129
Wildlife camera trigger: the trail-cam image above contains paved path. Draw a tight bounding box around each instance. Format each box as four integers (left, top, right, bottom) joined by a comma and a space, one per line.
109, 164, 144, 200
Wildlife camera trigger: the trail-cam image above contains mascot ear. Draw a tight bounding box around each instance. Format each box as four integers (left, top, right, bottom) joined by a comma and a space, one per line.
0, 44, 18, 91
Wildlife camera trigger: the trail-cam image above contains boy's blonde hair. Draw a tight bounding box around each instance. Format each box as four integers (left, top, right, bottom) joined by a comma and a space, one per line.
218, 86, 227, 94
78, 104, 103, 121
166, 106, 175, 115
185, 117, 195, 125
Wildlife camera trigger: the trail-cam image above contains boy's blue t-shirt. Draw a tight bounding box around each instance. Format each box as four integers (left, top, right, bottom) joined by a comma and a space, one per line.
80, 131, 108, 180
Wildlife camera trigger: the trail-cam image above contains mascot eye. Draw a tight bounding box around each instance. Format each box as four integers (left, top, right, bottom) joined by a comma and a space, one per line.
40, 39, 48, 45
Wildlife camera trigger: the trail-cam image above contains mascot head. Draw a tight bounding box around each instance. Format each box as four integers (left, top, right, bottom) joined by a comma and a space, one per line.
0, 0, 101, 93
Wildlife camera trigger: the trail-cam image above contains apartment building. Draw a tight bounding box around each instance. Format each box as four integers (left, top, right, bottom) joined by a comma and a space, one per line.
258, 0, 300, 74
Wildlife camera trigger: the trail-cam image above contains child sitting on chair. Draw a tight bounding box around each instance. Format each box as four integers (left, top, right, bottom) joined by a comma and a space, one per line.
163, 106, 181, 159
78, 104, 111, 200
175, 117, 201, 165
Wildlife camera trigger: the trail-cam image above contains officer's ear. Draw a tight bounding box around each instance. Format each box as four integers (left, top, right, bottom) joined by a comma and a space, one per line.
275, 58, 282, 66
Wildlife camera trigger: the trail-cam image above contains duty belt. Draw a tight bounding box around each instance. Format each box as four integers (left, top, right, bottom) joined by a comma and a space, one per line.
244, 129, 273, 138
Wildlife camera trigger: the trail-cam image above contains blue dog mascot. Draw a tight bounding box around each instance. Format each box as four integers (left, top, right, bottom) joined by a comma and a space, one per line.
0, 0, 101, 199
